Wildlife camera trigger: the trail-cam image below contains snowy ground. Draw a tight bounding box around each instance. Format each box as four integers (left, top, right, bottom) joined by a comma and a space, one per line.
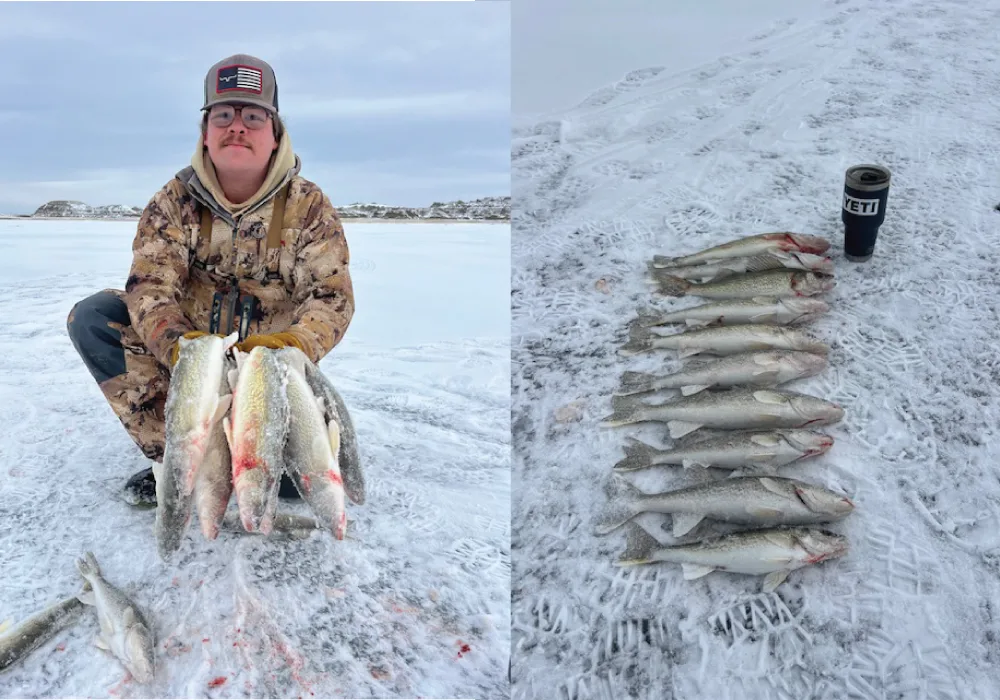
0, 220, 510, 698
512, 0, 1000, 698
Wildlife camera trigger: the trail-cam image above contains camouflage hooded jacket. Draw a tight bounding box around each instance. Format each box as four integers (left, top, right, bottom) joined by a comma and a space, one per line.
124, 131, 354, 368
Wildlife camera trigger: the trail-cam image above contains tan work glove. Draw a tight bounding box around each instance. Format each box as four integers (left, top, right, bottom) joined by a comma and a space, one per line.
235, 332, 305, 353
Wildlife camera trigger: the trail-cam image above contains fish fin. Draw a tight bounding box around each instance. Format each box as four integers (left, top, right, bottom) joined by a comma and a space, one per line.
75, 551, 100, 580
122, 607, 136, 627
747, 506, 784, 519
593, 479, 645, 535
753, 390, 790, 405
327, 420, 342, 456
0, 619, 10, 634
226, 368, 240, 392
751, 370, 780, 382
222, 331, 239, 352
680, 459, 710, 469
613, 438, 657, 472
615, 523, 661, 566
748, 462, 780, 476
599, 396, 649, 428
671, 513, 704, 537
749, 312, 777, 323
94, 635, 111, 651
750, 434, 782, 447
667, 420, 703, 439
221, 416, 233, 452
680, 384, 710, 396
618, 335, 653, 356
211, 394, 232, 424
677, 347, 703, 359
684, 318, 713, 327
615, 371, 660, 396
633, 311, 666, 328
655, 275, 691, 297
757, 477, 788, 496
762, 570, 790, 592
681, 563, 715, 581
651, 255, 677, 269
77, 590, 97, 606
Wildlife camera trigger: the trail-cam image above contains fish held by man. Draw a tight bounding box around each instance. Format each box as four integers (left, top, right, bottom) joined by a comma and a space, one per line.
599, 388, 844, 438
615, 523, 849, 592
613, 430, 834, 473
192, 353, 237, 541
594, 475, 855, 537
653, 232, 831, 268
154, 332, 237, 559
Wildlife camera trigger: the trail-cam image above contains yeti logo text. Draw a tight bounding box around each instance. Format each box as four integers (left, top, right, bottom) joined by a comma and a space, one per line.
843, 193, 880, 216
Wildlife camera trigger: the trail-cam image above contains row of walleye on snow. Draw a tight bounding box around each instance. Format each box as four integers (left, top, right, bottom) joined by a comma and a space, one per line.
596, 232, 855, 593
0, 341, 367, 681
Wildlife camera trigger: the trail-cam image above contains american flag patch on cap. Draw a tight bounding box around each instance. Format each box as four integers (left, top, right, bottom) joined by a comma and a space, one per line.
216, 64, 263, 95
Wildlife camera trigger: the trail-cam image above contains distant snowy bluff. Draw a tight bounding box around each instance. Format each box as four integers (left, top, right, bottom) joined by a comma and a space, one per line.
26, 196, 511, 221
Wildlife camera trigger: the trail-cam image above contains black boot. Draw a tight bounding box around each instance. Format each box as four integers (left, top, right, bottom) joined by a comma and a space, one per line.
123, 466, 157, 508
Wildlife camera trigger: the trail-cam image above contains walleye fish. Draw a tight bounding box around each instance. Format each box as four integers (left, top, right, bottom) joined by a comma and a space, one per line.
653, 232, 831, 268
621, 322, 828, 358
615, 350, 828, 396
613, 430, 834, 473
192, 353, 236, 541
0, 592, 85, 672
656, 269, 834, 300
595, 476, 854, 537
276, 348, 348, 540
75, 552, 155, 683
635, 297, 829, 328
615, 523, 849, 592
300, 358, 365, 505
648, 251, 834, 282
599, 388, 844, 438
224, 346, 291, 535
154, 332, 237, 560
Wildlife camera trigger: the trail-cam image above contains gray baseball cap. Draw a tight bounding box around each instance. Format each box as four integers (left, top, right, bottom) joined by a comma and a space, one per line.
202, 54, 279, 113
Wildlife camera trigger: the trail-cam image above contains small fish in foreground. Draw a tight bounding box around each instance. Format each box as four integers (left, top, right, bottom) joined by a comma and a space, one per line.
600, 388, 844, 438
621, 322, 828, 358
655, 269, 835, 300
595, 475, 854, 537
613, 430, 834, 473
635, 297, 830, 328
615, 350, 828, 396
0, 592, 86, 673
76, 552, 155, 683
654, 232, 831, 268
615, 523, 849, 592
647, 251, 834, 282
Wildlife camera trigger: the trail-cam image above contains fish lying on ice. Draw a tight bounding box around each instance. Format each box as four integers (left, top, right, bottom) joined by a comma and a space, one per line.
634, 297, 830, 328
615, 350, 828, 396
653, 232, 831, 268
276, 347, 348, 540
594, 475, 854, 537
224, 346, 291, 535
154, 332, 236, 559
612, 430, 834, 473
599, 388, 844, 438
647, 251, 834, 282
655, 269, 835, 300
0, 591, 86, 673
615, 523, 849, 592
620, 322, 829, 358
75, 552, 155, 683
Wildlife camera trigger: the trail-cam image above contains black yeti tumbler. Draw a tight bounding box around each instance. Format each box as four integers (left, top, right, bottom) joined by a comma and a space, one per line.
842, 164, 891, 262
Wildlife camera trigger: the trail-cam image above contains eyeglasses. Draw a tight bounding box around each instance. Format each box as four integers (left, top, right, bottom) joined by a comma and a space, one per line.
208, 104, 271, 130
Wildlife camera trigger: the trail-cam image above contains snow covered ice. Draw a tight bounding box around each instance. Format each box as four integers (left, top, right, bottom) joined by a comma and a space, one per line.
0, 220, 510, 698
512, 0, 1000, 698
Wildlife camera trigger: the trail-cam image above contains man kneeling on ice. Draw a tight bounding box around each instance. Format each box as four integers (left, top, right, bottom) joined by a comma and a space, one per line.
66, 53, 354, 506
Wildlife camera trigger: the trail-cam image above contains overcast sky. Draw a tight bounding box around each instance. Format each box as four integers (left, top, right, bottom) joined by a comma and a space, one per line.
0, 1, 510, 214
513, 0, 822, 119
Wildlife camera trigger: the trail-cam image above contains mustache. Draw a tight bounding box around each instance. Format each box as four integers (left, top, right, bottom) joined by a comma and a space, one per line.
221, 136, 252, 149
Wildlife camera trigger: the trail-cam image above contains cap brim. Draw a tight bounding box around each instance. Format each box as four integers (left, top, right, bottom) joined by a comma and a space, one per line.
202, 96, 277, 114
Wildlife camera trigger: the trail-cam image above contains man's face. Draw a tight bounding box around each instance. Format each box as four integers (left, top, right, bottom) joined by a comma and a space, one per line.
204, 103, 278, 176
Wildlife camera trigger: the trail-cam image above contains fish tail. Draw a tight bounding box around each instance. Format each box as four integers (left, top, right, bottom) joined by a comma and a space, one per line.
615, 523, 663, 566
655, 274, 691, 297
618, 333, 653, 356
614, 371, 662, 396
652, 255, 683, 269
599, 395, 652, 427
75, 551, 100, 579
593, 479, 645, 535
613, 437, 658, 472
633, 310, 667, 328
